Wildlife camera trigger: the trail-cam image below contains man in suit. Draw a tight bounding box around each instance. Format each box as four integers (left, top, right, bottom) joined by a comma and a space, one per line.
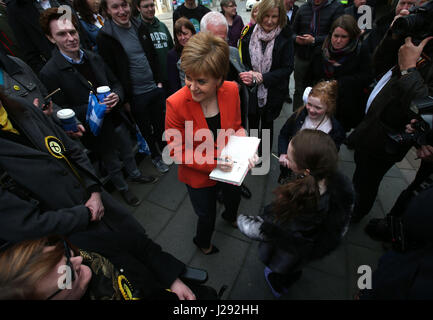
39, 8, 156, 207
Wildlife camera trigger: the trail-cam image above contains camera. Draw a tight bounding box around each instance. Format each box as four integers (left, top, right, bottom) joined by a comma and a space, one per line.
388, 96, 433, 148
391, 1, 433, 46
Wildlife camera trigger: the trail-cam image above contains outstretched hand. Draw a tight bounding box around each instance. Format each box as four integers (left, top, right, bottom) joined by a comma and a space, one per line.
398, 36, 433, 71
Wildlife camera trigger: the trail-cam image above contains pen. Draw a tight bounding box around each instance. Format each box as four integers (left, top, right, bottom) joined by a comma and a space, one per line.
215, 157, 237, 164
44, 88, 61, 101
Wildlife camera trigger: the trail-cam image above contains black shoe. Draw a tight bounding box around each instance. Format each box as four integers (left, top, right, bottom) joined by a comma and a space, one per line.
193, 237, 220, 255
364, 218, 392, 242
120, 189, 140, 207
128, 174, 158, 184
240, 184, 252, 199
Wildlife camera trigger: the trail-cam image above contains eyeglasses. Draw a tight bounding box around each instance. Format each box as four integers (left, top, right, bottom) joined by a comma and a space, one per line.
46, 240, 77, 300
140, 3, 155, 8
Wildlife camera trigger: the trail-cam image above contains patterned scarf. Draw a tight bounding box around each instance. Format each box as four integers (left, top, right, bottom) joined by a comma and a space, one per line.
322, 37, 359, 78
310, 1, 327, 37
249, 24, 281, 107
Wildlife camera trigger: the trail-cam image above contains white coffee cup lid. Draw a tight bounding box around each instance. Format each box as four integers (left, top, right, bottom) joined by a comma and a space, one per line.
57, 108, 75, 119
97, 86, 111, 94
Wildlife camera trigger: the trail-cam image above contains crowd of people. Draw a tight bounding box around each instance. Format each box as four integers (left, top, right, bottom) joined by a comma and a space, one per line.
0, 0, 432, 300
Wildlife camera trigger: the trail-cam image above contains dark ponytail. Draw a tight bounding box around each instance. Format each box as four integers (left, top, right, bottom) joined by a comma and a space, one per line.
272, 129, 338, 224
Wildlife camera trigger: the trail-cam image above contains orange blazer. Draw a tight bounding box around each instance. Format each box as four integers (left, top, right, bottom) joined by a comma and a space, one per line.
165, 81, 245, 188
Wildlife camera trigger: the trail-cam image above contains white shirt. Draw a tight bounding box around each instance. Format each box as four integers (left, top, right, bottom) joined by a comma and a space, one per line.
286, 9, 293, 22
39, 0, 51, 10
301, 115, 333, 134
365, 68, 393, 114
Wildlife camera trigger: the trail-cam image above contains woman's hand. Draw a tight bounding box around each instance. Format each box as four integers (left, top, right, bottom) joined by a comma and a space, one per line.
170, 278, 196, 300
239, 71, 261, 86
248, 153, 259, 170
217, 155, 234, 172
296, 34, 314, 45
279, 154, 289, 167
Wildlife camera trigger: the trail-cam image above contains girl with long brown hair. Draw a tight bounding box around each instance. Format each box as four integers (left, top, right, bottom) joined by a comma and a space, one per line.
238, 129, 354, 297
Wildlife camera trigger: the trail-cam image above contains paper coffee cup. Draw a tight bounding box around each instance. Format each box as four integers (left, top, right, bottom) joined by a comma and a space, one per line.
57, 109, 78, 132
96, 86, 111, 102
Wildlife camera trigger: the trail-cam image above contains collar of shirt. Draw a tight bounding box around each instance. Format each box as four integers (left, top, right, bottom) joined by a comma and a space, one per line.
37, 0, 52, 10
60, 49, 85, 65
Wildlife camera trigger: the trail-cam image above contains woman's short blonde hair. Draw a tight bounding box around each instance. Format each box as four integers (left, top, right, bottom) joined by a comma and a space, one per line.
256, 0, 287, 29
180, 32, 229, 80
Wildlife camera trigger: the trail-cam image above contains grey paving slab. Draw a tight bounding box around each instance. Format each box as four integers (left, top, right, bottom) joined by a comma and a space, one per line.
189, 232, 250, 299
345, 201, 386, 252
377, 176, 409, 214
399, 168, 417, 185
282, 267, 348, 300
154, 197, 198, 264
345, 243, 384, 298
146, 163, 187, 211
306, 243, 348, 279
132, 199, 174, 240
339, 144, 355, 162
338, 160, 356, 178
229, 242, 276, 300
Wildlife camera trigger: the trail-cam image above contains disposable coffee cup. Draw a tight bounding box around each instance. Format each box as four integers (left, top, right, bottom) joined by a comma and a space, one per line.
96, 86, 111, 103
57, 109, 78, 132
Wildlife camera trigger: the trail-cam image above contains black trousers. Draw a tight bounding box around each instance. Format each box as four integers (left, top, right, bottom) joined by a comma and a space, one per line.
352, 150, 395, 218
186, 182, 241, 249
131, 88, 166, 159
248, 107, 274, 158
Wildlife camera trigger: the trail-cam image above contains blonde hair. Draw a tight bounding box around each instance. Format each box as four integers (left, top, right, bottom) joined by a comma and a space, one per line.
256, 0, 287, 29
0, 237, 67, 299
180, 32, 229, 80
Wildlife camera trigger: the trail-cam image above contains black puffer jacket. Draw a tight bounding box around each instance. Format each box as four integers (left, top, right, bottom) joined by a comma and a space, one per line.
291, 0, 344, 60
240, 24, 294, 122
258, 171, 354, 275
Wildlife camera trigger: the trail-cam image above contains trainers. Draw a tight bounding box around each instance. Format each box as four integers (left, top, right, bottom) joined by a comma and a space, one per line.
128, 174, 158, 184
120, 189, 140, 207
152, 157, 169, 174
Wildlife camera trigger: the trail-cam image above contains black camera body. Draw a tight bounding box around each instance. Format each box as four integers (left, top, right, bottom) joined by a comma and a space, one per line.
388, 96, 433, 148
392, 1, 433, 45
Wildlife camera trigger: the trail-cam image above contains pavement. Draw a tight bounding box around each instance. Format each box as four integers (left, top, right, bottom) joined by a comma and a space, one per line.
109, 1, 420, 300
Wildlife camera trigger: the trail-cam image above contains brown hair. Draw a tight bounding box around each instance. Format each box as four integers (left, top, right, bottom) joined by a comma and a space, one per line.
328, 14, 361, 42
272, 129, 338, 224
0, 236, 70, 299
72, 0, 97, 24
173, 17, 196, 54
180, 32, 229, 80
220, 0, 236, 14
40, 7, 80, 36
296, 80, 338, 117
256, 0, 287, 29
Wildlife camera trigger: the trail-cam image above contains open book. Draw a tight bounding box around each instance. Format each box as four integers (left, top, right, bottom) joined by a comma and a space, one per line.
209, 135, 261, 186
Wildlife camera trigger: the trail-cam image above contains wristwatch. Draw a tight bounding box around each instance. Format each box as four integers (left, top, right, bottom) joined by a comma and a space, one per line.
400, 67, 417, 76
